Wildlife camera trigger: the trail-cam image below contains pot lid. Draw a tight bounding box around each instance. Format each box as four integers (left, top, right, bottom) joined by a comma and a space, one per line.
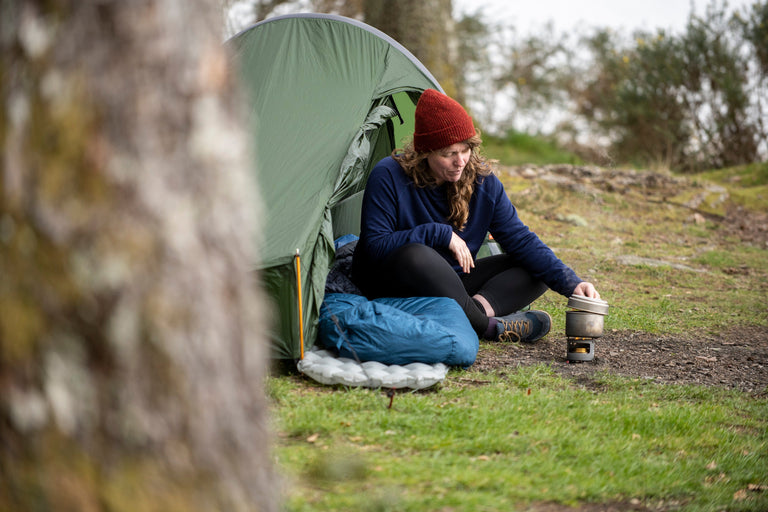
567, 295, 609, 315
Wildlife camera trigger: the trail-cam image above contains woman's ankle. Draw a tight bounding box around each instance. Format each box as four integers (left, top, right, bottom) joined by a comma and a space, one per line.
483, 317, 499, 339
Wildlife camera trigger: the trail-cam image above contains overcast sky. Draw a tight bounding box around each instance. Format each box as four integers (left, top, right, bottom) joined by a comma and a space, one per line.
454, 0, 756, 34
227, 1, 758, 38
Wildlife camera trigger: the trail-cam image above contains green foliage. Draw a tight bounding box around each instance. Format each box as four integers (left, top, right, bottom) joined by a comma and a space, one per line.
494, 24, 573, 120
735, 0, 768, 77
455, 11, 494, 108
573, 1, 764, 171
576, 28, 692, 169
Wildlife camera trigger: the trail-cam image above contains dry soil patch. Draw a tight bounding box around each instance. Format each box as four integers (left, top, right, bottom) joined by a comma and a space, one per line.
474, 325, 768, 396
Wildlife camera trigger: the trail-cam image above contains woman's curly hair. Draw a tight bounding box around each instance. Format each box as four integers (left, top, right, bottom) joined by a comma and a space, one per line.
393, 133, 495, 231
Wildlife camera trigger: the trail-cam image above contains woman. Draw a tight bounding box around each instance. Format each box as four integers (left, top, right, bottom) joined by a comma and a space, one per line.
351, 89, 600, 342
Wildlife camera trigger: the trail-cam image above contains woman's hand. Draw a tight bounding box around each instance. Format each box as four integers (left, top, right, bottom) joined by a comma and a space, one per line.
449, 232, 475, 273
572, 281, 600, 299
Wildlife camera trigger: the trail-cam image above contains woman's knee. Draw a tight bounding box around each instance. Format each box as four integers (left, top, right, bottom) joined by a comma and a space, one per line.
387, 243, 445, 273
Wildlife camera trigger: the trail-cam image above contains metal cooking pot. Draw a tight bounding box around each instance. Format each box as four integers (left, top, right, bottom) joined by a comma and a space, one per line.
565, 310, 605, 338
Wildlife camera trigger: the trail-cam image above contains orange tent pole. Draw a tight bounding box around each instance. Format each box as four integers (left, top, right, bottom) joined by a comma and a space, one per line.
295, 249, 305, 360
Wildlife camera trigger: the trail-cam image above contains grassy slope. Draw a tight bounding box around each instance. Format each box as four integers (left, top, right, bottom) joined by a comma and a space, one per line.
500, 161, 768, 337
483, 131, 584, 167
270, 144, 768, 511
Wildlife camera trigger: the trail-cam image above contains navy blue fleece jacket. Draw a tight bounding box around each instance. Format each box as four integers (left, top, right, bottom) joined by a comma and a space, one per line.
352, 156, 582, 297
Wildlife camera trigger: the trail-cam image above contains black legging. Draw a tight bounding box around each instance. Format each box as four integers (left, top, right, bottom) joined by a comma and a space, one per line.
353, 243, 548, 335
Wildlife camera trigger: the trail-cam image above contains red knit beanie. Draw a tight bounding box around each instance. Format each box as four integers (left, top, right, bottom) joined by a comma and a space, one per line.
413, 89, 476, 153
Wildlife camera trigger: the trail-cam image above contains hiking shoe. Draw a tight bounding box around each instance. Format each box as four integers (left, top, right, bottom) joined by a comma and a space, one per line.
494, 310, 551, 343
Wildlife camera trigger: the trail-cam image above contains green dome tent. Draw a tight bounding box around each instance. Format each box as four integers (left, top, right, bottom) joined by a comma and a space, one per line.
228, 14, 443, 359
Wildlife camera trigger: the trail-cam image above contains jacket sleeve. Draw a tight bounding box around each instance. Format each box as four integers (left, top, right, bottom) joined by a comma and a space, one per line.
359, 163, 452, 263
488, 181, 582, 296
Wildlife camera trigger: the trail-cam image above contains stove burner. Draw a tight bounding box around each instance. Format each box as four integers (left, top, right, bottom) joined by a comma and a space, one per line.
566, 337, 595, 362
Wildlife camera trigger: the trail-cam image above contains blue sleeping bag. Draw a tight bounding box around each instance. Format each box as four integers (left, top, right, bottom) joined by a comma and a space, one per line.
318, 293, 479, 367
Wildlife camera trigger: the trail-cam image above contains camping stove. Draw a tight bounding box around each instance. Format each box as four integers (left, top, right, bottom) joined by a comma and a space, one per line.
565, 296, 609, 362
566, 337, 596, 362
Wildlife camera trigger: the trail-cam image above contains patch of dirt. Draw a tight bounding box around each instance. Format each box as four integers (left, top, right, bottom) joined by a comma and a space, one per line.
474, 325, 768, 396
520, 500, 657, 512
723, 205, 768, 248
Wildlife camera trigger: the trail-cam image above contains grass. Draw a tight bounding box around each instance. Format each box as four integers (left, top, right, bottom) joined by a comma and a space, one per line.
482, 131, 583, 166
688, 162, 768, 212
271, 370, 768, 511
268, 140, 768, 511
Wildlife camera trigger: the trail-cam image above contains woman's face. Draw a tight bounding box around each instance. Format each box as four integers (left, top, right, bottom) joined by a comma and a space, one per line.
427, 142, 471, 185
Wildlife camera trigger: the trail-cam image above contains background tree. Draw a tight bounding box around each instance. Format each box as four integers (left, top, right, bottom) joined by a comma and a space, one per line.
571, 28, 694, 168
363, 0, 462, 101
493, 24, 574, 134
568, 1, 764, 171
223, 0, 363, 27
1, 1, 275, 510
735, 0, 768, 152
454, 11, 495, 127
679, 3, 759, 169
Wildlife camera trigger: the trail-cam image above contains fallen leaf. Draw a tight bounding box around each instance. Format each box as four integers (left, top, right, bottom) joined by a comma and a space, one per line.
706, 460, 717, 470
307, 433, 319, 443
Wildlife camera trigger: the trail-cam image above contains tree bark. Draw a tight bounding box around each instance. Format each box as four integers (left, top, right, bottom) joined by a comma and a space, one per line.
1, 1, 275, 511
363, 0, 463, 103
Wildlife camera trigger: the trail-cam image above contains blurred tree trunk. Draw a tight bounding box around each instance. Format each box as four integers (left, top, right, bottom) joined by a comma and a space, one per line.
364, 0, 463, 103
1, 1, 275, 511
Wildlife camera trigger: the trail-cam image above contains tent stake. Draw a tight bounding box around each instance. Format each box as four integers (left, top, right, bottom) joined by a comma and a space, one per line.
295, 248, 305, 360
